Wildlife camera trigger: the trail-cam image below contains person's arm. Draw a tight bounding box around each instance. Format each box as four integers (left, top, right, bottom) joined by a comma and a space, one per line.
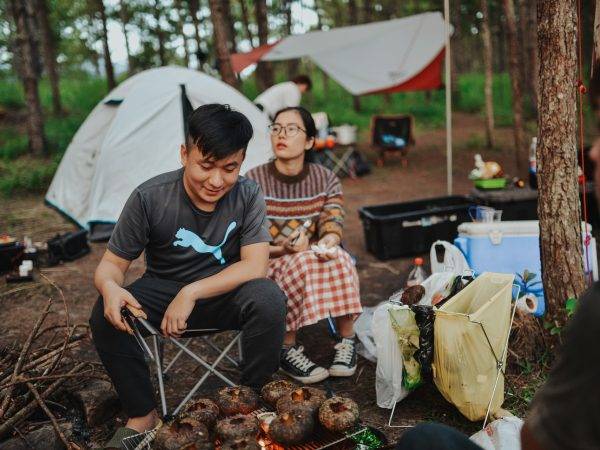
316, 172, 344, 259
160, 242, 269, 337
95, 189, 150, 333
94, 250, 143, 334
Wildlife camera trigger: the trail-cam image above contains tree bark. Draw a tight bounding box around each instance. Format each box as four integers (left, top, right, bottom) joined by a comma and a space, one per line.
35, 0, 62, 115
362, 0, 372, 24
95, 0, 116, 90
8, 0, 47, 155
222, 0, 237, 53
153, 0, 167, 66
527, 0, 539, 113
349, 0, 358, 24
450, 0, 461, 101
502, 0, 527, 177
208, 0, 238, 87
254, 0, 274, 90
285, 0, 299, 79
239, 0, 254, 48
481, 0, 495, 148
175, 0, 191, 67
591, 0, 600, 128
118, 0, 134, 74
189, 0, 204, 69
537, 0, 585, 326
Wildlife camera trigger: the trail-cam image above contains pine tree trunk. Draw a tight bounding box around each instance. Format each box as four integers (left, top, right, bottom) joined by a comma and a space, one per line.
285, 0, 299, 79
208, 0, 238, 87
527, 0, 539, 113
35, 0, 62, 115
95, 0, 116, 90
591, 0, 600, 128
537, 0, 585, 327
189, 0, 204, 69
450, 0, 461, 101
175, 0, 190, 67
119, 0, 134, 74
254, 0, 274, 90
222, 0, 237, 53
349, 0, 358, 24
239, 0, 254, 48
153, 0, 167, 66
517, 0, 529, 107
502, 0, 527, 177
481, 0, 495, 148
8, 0, 47, 155
362, 0, 372, 23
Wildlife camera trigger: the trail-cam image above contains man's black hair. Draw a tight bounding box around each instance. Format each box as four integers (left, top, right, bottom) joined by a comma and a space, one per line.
186, 104, 253, 160
292, 74, 312, 91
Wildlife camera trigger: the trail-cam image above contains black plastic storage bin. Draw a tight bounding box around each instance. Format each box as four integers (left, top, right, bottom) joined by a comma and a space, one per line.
358, 196, 473, 260
470, 187, 537, 221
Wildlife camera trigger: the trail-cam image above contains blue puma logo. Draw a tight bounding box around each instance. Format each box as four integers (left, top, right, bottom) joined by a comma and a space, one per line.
173, 221, 237, 264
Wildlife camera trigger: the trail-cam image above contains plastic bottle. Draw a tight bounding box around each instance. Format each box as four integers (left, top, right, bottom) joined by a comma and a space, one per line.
529, 137, 538, 190
406, 257, 428, 286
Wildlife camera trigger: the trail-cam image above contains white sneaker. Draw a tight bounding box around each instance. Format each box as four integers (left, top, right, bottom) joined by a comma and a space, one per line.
280, 345, 329, 384
329, 337, 357, 377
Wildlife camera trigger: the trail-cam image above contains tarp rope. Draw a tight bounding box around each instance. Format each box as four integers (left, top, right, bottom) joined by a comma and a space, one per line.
576, 0, 592, 284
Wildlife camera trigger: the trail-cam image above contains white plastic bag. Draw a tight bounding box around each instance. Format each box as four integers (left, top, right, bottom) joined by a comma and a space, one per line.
372, 302, 410, 408
418, 272, 456, 306
470, 417, 523, 450
430, 240, 470, 274
354, 305, 378, 362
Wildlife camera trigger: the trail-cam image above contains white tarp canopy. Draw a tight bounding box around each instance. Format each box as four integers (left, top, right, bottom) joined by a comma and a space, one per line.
261, 12, 446, 96
46, 66, 272, 237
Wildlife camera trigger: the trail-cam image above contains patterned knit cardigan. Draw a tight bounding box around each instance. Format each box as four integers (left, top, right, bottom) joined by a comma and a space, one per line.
245, 161, 344, 244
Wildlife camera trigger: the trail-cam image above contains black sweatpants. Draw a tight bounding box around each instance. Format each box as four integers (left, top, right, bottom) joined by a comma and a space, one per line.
89, 276, 286, 418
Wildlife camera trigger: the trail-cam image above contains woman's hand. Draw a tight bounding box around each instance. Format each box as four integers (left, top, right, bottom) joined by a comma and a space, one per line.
161, 287, 196, 337
315, 233, 340, 260
283, 228, 310, 254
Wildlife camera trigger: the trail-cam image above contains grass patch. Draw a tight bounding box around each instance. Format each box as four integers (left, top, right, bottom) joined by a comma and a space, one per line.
0, 155, 60, 195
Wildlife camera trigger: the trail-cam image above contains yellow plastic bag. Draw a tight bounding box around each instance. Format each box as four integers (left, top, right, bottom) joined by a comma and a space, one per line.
433, 272, 515, 421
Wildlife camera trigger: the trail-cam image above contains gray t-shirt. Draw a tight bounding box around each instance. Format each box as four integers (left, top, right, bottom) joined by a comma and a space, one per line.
108, 168, 271, 283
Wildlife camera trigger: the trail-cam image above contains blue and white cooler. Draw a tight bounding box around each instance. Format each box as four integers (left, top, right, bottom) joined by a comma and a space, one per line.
454, 221, 598, 316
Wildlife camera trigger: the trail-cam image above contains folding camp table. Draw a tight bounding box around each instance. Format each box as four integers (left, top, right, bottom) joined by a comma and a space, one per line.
314, 145, 357, 178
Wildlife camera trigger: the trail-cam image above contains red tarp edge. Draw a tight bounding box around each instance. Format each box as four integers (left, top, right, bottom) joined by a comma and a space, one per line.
231, 42, 279, 73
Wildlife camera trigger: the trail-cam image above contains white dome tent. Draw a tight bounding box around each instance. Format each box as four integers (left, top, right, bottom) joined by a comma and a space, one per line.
45, 66, 272, 241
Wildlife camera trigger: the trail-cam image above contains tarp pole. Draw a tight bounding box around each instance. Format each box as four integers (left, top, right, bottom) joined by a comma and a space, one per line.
444, 0, 453, 195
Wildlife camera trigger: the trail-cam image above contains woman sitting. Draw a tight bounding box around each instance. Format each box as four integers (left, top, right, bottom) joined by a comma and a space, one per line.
246, 106, 362, 384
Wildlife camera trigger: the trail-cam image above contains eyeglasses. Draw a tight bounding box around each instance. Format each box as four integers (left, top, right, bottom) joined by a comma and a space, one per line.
268, 123, 306, 137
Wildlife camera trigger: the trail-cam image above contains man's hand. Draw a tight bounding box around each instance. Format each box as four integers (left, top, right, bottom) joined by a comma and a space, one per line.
161, 287, 196, 337
315, 233, 340, 260
102, 283, 143, 334
283, 229, 309, 254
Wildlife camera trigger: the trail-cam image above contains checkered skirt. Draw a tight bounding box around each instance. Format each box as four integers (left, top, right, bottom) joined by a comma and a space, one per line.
268, 248, 362, 331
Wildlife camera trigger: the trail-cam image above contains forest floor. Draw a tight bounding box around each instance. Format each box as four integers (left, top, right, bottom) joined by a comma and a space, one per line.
0, 112, 544, 447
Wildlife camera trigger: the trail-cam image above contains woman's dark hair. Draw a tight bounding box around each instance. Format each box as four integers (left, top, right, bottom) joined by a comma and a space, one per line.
186, 103, 253, 160
272, 106, 317, 162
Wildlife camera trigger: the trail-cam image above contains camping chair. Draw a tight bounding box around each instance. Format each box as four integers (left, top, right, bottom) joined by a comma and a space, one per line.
121, 306, 242, 419
371, 114, 415, 167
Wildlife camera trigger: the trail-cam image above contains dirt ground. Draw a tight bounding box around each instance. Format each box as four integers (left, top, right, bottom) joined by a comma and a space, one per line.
0, 113, 524, 446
